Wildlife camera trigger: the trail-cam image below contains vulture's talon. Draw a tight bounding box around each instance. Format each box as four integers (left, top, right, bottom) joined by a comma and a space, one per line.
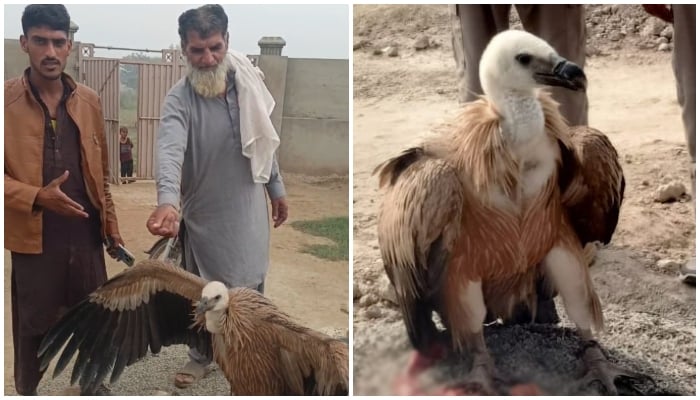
578, 345, 653, 395
444, 358, 499, 396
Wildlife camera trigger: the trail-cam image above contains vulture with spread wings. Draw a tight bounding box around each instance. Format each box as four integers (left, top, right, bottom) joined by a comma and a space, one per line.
38, 259, 348, 396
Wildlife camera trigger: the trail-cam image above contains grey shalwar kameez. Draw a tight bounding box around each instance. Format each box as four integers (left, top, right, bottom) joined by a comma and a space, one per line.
156, 70, 285, 365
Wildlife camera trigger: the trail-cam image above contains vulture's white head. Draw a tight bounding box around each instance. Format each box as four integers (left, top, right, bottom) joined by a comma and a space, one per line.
195, 281, 229, 316
479, 29, 586, 98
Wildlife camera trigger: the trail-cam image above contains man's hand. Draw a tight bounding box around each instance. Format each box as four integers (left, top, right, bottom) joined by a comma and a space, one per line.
271, 197, 288, 228
146, 204, 180, 237
34, 170, 89, 218
105, 233, 125, 260
643, 5, 673, 23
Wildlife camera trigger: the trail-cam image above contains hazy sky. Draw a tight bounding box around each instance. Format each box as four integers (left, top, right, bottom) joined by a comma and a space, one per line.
3, 4, 349, 59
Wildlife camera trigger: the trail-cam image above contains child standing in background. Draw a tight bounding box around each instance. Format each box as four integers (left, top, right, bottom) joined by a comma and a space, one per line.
119, 126, 135, 183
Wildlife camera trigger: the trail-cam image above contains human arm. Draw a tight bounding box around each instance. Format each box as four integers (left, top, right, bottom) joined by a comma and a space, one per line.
5, 168, 90, 219
265, 156, 288, 228
147, 92, 188, 237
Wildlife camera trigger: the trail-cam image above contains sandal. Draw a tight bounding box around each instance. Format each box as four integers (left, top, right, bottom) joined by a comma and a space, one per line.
680, 258, 696, 286
174, 360, 208, 389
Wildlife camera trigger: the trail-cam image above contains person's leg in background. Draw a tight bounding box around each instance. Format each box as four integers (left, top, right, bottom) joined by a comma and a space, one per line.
671, 4, 696, 285
451, 4, 511, 104
127, 159, 135, 183
516, 4, 588, 126
120, 161, 128, 184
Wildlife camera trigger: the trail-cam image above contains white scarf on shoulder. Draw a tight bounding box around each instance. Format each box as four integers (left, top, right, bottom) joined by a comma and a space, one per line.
228, 50, 280, 184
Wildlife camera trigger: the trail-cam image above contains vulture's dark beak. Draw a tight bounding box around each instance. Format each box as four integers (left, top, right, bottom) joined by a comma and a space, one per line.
195, 297, 211, 316
534, 56, 587, 92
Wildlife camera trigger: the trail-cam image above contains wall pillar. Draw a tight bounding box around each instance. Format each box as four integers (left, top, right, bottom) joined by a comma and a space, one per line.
258, 36, 286, 56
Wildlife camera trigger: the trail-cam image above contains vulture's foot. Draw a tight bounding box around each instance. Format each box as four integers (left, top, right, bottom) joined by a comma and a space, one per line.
443, 353, 500, 395
577, 342, 653, 395
392, 343, 446, 395
393, 354, 499, 396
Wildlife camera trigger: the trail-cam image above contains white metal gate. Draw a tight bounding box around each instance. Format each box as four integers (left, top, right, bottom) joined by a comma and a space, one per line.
136, 49, 186, 179
78, 44, 186, 182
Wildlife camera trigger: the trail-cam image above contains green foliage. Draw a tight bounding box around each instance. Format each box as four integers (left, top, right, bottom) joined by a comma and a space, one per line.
291, 217, 349, 261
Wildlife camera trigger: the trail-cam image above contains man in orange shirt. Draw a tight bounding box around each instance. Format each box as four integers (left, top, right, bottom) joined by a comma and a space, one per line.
4, 4, 124, 395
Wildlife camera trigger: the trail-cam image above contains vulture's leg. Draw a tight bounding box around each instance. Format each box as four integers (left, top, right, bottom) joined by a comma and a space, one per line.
394, 281, 498, 396
443, 330, 497, 395
438, 281, 498, 395
392, 298, 448, 396
543, 244, 652, 395
395, 332, 498, 396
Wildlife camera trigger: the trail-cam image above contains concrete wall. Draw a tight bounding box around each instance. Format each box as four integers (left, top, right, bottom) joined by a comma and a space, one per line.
258, 57, 349, 175
256, 55, 288, 138
4, 38, 80, 81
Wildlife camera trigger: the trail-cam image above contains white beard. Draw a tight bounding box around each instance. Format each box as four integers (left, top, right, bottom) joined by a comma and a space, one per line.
186, 55, 232, 98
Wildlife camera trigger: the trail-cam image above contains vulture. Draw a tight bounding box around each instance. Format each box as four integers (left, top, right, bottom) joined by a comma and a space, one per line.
375, 30, 640, 395
37, 259, 348, 396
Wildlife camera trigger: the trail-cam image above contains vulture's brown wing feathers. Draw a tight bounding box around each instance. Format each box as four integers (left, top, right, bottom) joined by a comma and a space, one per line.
559, 126, 625, 245
37, 260, 210, 394
218, 288, 348, 395
374, 147, 463, 352
276, 336, 349, 395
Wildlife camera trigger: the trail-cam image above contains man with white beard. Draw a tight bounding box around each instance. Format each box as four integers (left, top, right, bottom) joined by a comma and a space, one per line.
146, 4, 288, 389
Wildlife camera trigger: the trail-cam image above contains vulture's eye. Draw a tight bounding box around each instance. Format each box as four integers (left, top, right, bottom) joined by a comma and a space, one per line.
515, 53, 532, 66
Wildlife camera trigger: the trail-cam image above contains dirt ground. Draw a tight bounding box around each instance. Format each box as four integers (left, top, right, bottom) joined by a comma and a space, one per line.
353, 4, 695, 396
4, 173, 349, 395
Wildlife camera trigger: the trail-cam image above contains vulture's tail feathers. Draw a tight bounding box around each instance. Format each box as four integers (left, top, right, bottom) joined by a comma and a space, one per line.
373, 147, 425, 188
